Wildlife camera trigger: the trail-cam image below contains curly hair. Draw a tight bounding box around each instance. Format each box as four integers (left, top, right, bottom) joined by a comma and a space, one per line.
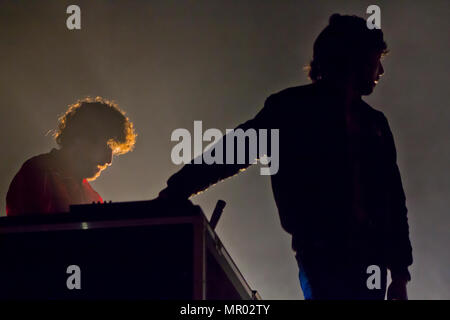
307, 13, 388, 82
54, 97, 136, 155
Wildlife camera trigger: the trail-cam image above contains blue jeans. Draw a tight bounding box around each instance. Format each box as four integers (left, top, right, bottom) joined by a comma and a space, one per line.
298, 260, 314, 300
296, 250, 387, 300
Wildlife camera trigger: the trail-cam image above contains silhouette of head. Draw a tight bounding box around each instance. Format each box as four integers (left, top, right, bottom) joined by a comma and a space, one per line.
308, 14, 388, 95
54, 97, 136, 181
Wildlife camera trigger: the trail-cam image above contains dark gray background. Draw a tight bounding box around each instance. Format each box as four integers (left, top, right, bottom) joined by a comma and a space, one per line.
1, 0, 448, 299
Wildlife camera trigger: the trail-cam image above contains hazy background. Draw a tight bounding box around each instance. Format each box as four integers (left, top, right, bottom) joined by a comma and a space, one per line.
0, 0, 448, 299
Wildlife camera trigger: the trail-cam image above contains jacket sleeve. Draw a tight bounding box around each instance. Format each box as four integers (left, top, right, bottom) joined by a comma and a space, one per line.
382, 116, 413, 281
164, 94, 278, 199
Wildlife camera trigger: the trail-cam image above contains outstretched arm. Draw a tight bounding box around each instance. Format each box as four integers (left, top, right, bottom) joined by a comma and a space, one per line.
160, 94, 278, 200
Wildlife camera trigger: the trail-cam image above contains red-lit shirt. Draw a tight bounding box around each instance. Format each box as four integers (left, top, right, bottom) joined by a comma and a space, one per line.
6, 149, 103, 216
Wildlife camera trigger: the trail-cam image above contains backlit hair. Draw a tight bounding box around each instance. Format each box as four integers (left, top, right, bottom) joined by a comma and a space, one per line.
54, 96, 136, 155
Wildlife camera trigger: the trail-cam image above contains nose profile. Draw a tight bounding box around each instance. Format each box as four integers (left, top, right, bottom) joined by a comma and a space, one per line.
104, 148, 113, 166
379, 63, 384, 77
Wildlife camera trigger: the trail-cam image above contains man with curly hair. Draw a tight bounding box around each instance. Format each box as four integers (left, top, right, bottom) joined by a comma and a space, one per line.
6, 97, 136, 216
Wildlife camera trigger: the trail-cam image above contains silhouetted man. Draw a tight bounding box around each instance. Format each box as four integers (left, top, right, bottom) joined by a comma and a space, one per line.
159, 14, 413, 300
6, 97, 136, 216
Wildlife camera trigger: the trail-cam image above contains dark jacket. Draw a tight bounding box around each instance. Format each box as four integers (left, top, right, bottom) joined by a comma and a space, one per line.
164, 82, 413, 279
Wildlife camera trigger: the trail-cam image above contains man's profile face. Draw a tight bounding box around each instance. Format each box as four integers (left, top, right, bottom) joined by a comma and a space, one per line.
356, 52, 384, 95
72, 136, 113, 181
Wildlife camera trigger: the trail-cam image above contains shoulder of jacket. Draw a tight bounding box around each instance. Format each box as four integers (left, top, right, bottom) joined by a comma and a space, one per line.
263, 85, 315, 116
361, 100, 389, 123
267, 84, 314, 102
